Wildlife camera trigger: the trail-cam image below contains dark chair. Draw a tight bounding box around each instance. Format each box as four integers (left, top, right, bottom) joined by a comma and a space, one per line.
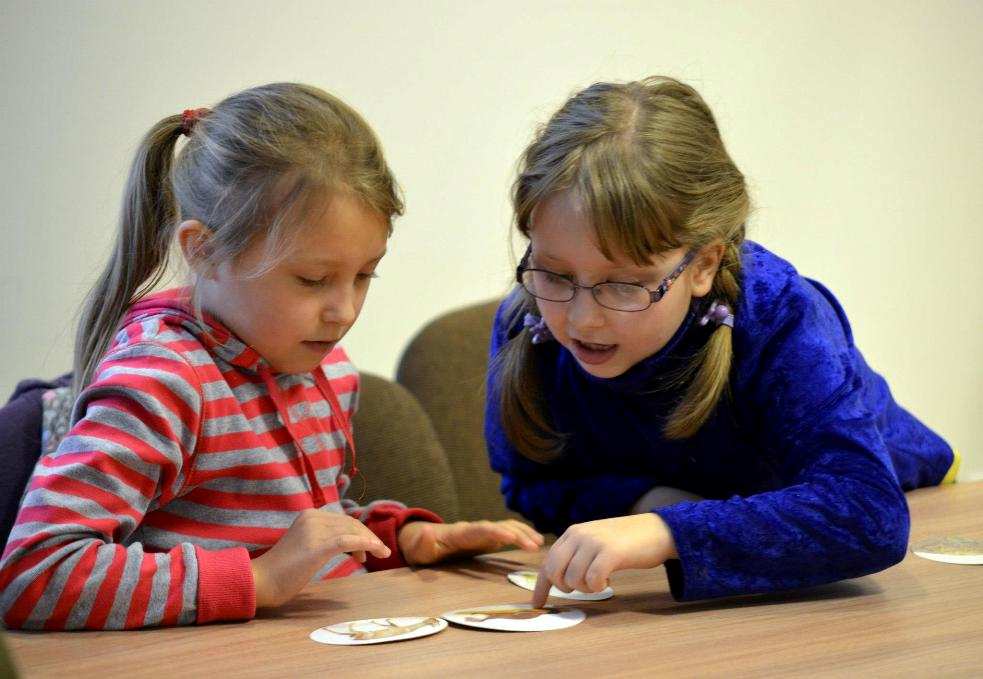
396, 299, 520, 522
350, 373, 460, 520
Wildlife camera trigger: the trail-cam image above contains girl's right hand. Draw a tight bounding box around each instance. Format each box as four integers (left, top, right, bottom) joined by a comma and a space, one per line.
250, 509, 391, 609
531, 513, 677, 608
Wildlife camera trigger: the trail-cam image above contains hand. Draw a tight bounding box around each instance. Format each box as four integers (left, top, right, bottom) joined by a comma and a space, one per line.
398, 519, 544, 566
531, 513, 677, 608
250, 509, 391, 609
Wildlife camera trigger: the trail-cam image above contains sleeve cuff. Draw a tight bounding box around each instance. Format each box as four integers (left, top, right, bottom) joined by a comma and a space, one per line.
194, 545, 256, 624
362, 505, 443, 572
653, 503, 709, 601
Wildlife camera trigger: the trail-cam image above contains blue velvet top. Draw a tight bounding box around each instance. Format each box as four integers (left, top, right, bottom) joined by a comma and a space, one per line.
485, 241, 954, 601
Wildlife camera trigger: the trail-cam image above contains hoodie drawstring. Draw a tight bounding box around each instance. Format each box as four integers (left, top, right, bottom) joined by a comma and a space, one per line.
312, 369, 358, 478
259, 366, 357, 508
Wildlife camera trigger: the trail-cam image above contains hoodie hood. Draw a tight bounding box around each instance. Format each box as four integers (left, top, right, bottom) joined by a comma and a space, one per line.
121, 287, 266, 374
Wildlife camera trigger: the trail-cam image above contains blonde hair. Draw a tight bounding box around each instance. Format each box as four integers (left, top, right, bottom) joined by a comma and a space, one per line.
496, 76, 749, 462
73, 83, 402, 397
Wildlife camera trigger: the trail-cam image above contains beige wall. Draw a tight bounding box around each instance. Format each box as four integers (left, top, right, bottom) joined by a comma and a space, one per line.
1, 1, 980, 480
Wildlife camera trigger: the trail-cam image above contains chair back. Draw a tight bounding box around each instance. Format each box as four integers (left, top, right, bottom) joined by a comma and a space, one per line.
351, 372, 460, 520
396, 300, 519, 522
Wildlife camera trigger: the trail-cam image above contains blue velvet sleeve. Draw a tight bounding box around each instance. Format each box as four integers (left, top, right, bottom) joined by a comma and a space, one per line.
654, 278, 910, 600
484, 297, 657, 534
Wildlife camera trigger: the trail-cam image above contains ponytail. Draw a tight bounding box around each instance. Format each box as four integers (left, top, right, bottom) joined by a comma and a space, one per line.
492, 295, 567, 463
663, 236, 742, 439
72, 115, 183, 397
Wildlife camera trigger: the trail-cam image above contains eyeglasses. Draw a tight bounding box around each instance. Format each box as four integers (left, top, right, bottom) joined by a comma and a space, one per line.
516, 247, 696, 312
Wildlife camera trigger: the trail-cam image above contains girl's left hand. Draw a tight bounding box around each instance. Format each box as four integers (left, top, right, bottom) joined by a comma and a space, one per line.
531, 513, 678, 607
398, 519, 544, 565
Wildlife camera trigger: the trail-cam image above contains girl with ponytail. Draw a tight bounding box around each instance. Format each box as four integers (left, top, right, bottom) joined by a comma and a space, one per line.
1, 84, 542, 631
485, 76, 956, 606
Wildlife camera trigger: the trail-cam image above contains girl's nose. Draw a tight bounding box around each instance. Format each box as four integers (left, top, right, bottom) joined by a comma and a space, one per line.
321, 287, 357, 327
566, 287, 605, 331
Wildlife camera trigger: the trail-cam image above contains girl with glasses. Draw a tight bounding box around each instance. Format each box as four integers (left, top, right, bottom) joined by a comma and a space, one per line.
485, 76, 957, 606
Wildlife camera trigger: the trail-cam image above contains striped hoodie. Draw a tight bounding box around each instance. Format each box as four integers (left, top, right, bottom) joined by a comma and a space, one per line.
0, 288, 439, 630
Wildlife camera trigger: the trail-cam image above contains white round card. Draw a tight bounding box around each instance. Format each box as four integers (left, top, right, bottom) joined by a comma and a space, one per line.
911, 537, 983, 565
441, 604, 585, 632
310, 616, 447, 645
507, 569, 614, 601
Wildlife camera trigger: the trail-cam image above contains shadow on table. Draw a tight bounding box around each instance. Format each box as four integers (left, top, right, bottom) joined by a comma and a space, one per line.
413, 555, 886, 624
255, 591, 353, 619
630, 579, 883, 616
414, 553, 535, 583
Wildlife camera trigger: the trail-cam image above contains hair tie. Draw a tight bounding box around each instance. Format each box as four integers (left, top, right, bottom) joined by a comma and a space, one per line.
699, 300, 734, 328
181, 107, 210, 136
523, 313, 554, 344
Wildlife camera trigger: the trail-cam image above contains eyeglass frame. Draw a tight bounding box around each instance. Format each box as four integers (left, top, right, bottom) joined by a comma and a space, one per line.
515, 246, 697, 312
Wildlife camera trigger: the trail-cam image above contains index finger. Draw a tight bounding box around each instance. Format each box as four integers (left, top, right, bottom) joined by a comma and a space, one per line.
331, 533, 390, 559
342, 516, 393, 559
531, 568, 552, 608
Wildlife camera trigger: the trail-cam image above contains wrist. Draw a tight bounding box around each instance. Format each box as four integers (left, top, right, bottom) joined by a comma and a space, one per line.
632, 512, 677, 568
396, 521, 425, 563
650, 512, 678, 561
250, 560, 275, 609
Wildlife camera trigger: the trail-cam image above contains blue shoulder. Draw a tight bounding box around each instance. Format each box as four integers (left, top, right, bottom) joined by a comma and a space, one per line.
734, 241, 855, 357
732, 241, 861, 437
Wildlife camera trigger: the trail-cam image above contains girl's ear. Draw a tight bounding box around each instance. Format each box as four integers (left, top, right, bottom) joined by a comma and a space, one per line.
177, 220, 214, 276
690, 241, 725, 297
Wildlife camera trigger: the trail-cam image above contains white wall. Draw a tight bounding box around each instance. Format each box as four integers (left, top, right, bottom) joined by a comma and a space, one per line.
2, 1, 980, 479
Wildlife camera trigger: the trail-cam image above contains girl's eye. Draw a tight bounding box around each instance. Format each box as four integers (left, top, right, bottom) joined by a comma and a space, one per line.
297, 276, 326, 287
543, 271, 570, 284
356, 271, 379, 283
605, 272, 650, 285
605, 282, 645, 296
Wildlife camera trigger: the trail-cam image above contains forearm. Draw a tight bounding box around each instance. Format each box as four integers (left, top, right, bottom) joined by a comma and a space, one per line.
0, 534, 254, 630
655, 471, 909, 601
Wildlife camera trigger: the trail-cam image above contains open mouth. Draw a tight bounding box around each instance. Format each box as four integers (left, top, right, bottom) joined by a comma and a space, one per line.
570, 338, 617, 365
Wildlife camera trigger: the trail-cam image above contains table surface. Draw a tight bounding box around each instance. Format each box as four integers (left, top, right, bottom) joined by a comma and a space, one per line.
7, 482, 983, 678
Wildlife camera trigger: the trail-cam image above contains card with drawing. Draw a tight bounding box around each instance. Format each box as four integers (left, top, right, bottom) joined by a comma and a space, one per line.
911, 536, 983, 565
441, 603, 585, 632
507, 569, 614, 601
310, 616, 447, 645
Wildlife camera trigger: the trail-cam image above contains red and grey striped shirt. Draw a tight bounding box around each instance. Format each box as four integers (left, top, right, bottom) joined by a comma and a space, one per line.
0, 288, 438, 630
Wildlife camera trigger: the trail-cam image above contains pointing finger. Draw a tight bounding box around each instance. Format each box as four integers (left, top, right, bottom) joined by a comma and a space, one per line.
531, 568, 552, 608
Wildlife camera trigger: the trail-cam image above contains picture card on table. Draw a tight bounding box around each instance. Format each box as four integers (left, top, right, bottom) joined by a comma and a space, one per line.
310, 616, 447, 645
441, 603, 585, 632
507, 569, 614, 601
911, 536, 983, 565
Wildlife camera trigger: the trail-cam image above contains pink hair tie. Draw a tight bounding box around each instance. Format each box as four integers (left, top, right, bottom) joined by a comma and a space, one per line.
181, 107, 210, 136
700, 300, 734, 328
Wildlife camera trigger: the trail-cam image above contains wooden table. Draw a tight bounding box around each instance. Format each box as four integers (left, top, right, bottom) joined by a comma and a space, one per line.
7, 483, 983, 677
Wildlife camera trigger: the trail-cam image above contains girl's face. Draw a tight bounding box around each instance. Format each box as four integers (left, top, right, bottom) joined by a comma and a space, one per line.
194, 192, 389, 374
528, 190, 720, 379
